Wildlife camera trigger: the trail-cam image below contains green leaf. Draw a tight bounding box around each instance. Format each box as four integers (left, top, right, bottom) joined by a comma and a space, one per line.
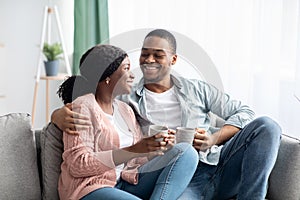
43, 42, 63, 61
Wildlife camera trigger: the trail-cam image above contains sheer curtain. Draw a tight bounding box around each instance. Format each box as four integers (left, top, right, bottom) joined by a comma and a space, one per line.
108, 0, 300, 138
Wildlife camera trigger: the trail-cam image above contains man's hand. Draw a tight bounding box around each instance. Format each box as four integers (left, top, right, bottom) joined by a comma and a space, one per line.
193, 125, 240, 151
51, 103, 91, 135
193, 128, 215, 151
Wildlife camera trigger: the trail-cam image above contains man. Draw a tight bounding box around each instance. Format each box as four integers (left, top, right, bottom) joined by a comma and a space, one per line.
52, 29, 281, 199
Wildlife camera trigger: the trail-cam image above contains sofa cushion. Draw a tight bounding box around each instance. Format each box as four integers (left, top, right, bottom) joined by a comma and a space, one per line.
35, 130, 43, 189
40, 123, 63, 200
0, 113, 41, 199
267, 134, 300, 200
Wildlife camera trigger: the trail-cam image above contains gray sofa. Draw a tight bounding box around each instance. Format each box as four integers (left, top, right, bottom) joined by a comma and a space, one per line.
0, 113, 299, 200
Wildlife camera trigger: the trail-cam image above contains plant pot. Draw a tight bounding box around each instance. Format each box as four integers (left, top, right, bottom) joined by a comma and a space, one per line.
44, 60, 59, 76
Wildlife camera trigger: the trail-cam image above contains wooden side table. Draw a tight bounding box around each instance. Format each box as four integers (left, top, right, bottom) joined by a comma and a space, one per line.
32, 73, 68, 126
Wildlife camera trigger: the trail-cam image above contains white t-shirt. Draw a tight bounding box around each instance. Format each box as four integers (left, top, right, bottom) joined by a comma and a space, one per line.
145, 86, 181, 129
104, 103, 133, 180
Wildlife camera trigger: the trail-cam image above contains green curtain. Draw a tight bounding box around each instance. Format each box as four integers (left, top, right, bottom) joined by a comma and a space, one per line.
73, 0, 109, 75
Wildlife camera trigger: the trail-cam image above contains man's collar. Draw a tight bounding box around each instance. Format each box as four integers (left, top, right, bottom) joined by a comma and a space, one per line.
171, 74, 182, 88
135, 74, 183, 96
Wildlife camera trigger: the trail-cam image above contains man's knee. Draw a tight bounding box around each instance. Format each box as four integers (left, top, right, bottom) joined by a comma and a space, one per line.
251, 116, 281, 140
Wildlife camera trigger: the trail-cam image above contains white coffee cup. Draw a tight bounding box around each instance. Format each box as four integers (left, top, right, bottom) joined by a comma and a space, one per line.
148, 125, 168, 141
176, 127, 196, 144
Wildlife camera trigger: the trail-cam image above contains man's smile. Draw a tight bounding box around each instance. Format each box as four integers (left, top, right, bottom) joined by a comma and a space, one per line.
141, 63, 161, 71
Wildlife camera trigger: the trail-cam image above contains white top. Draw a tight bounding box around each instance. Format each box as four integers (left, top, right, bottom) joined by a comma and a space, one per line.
104, 103, 133, 180
145, 87, 181, 129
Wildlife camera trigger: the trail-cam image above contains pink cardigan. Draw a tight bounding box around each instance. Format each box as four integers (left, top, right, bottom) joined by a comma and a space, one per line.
58, 94, 148, 200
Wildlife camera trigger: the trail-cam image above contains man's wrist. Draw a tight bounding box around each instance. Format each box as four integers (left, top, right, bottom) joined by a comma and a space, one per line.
51, 121, 62, 131
50, 108, 62, 131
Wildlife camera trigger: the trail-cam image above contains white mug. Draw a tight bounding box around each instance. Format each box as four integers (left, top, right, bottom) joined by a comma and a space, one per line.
148, 125, 168, 141
176, 127, 196, 144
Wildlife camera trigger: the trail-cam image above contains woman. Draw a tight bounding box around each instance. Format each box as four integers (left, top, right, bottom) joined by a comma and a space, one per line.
57, 44, 198, 200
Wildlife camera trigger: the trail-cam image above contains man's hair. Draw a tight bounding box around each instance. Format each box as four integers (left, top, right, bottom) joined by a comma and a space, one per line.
145, 29, 177, 54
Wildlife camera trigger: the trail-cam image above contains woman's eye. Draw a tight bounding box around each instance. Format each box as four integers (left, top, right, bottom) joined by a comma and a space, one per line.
124, 65, 130, 71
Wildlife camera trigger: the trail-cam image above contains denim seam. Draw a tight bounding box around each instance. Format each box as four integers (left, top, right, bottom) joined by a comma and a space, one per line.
201, 142, 248, 199
158, 147, 184, 200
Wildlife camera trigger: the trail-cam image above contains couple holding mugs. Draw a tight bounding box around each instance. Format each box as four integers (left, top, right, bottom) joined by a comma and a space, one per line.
53, 29, 281, 200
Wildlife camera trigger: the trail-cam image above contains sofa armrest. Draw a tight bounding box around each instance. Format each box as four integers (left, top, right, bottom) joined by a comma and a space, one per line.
267, 134, 300, 200
0, 113, 41, 199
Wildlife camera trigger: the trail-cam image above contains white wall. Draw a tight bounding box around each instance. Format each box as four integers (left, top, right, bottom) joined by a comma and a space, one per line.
0, 0, 74, 129
1, 0, 299, 138
108, 0, 300, 138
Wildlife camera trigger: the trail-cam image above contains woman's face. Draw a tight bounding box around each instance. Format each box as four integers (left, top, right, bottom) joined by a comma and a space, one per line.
110, 56, 135, 96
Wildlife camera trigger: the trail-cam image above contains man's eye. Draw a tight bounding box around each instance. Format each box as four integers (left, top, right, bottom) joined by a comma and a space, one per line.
141, 54, 148, 57
155, 54, 165, 58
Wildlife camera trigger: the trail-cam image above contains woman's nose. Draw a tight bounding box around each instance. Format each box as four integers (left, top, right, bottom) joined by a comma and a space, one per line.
129, 72, 135, 79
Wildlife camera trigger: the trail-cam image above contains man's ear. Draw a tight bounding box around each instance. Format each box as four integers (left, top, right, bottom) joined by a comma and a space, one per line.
171, 54, 178, 65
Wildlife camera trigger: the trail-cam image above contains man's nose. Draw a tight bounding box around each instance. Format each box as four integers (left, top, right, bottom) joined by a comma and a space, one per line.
145, 54, 155, 63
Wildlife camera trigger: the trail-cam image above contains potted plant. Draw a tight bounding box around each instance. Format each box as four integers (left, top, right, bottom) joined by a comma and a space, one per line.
43, 42, 63, 76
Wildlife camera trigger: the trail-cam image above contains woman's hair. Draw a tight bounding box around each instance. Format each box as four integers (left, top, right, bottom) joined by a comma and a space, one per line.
57, 44, 127, 104
57, 75, 88, 105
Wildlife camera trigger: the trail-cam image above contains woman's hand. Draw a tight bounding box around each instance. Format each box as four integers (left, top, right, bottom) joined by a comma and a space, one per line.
113, 132, 171, 165
165, 129, 175, 148
125, 131, 173, 157
132, 133, 168, 152
51, 103, 91, 134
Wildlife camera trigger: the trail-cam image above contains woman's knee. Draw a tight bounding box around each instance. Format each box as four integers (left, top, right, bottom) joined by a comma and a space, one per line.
172, 143, 199, 162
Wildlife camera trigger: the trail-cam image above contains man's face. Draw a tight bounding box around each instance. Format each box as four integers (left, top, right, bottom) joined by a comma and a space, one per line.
139, 36, 177, 84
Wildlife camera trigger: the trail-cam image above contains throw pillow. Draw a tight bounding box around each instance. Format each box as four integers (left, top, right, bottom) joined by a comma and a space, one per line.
0, 113, 41, 199
40, 123, 63, 200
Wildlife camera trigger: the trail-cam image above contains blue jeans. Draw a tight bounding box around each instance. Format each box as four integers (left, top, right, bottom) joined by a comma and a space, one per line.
81, 143, 198, 200
178, 116, 282, 200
